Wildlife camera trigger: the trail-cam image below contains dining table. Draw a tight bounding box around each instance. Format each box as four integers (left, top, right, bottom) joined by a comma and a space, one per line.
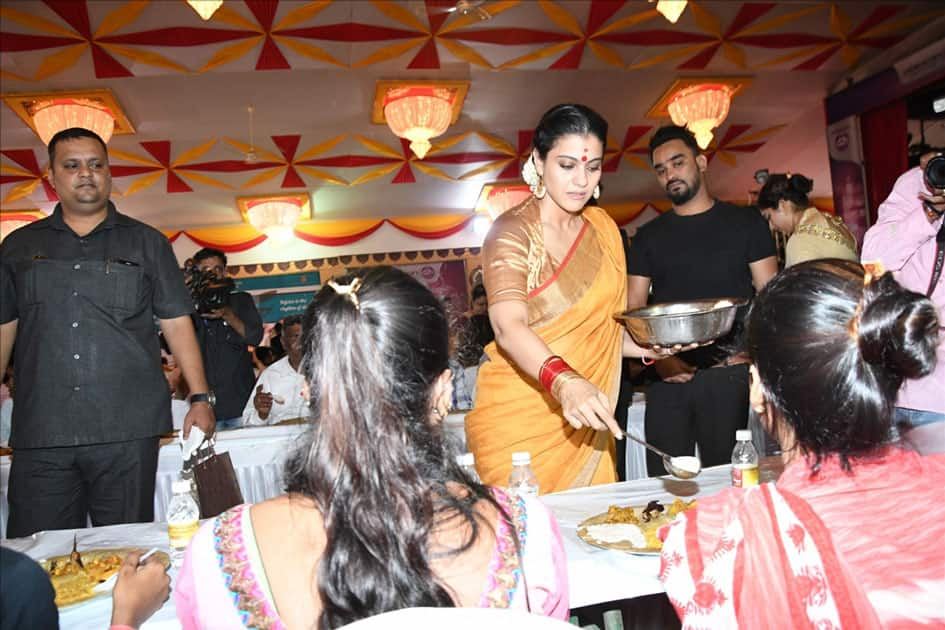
0, 423, 307, 539
0, 461, 768, 629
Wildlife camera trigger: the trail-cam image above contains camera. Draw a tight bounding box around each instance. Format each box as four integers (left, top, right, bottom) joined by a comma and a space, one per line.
183, 260, 235, 313
925, 154, 945, 192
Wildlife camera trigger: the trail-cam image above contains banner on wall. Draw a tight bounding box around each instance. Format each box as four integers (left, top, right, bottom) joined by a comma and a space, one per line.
237, 271, 321, 323
254, 291, 316, 322
347, 260, 469, 321
827, 116, 870, 245
233, 271, 321, 292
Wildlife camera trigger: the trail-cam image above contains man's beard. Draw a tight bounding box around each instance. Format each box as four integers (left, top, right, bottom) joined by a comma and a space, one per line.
666, 176, 700, 205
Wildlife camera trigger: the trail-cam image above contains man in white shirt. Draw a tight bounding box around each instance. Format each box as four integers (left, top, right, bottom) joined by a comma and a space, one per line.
242, 316, 307, 426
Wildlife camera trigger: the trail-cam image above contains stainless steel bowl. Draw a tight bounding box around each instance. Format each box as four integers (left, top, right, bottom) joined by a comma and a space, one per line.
614, 298, 747, 347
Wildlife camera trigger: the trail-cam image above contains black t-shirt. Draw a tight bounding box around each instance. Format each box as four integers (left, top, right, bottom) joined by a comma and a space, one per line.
193, 291, 263, 420
627, 201, 776, 367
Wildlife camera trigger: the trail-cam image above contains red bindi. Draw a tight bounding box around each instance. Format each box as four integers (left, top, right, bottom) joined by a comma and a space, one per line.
581, 155, 587, 161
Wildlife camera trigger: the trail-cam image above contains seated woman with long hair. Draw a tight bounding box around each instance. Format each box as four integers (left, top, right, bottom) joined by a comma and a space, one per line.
660, 259, 945, 628
176, 267, 568, 629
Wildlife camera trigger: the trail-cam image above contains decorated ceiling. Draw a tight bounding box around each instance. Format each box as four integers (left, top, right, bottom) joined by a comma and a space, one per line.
2, 0, 943, 236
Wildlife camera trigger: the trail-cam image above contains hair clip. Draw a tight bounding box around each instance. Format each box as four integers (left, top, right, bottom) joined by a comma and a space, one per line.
327, 277, 363, 311
849, 266, 881, 341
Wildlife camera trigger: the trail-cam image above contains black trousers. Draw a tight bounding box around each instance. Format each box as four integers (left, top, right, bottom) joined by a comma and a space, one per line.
644, 364, 749, 477
7, 437, 159, 538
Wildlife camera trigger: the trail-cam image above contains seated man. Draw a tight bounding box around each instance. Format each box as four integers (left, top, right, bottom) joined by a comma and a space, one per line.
242, 316, 307, 426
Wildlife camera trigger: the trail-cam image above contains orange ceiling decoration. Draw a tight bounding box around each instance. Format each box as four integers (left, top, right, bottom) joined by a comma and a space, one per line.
0, 209, 46, 242
165, 223, 267, 252
3, 122, 782, 203
2, 1, 939, 78
294, 218, 386, 247
0, 149, 57, 204
163, 212, 478, 250
3, 1, 943, 234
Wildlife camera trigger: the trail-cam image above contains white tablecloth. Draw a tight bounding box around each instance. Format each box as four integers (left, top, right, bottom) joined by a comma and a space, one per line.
0, 424, 306, 538
540, 464, 731, 609
1, 464, 734, 628
154, 424, 305, 522
2, 521, 182, 630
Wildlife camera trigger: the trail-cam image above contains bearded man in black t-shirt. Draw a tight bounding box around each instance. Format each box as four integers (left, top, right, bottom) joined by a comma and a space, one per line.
627, 126, 778, 476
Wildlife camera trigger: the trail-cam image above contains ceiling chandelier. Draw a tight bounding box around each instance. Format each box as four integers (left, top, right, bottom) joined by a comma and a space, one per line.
667, 84, 733, 149
32, 98, 115, 145
383, 87, 456, 159
187, 0, 223, 20
655, 1, 688, 23
245, 199, 302, 242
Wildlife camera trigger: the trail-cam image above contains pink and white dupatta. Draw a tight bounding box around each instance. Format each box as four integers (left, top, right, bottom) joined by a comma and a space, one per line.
660, 483, 881, 629
660, 449, 945, 629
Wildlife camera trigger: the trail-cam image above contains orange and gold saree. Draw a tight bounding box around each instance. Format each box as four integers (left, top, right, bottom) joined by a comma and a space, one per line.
466, 198, 627, 492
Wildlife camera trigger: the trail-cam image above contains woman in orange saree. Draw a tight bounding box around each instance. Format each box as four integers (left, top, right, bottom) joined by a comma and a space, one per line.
466, 104, 659, 492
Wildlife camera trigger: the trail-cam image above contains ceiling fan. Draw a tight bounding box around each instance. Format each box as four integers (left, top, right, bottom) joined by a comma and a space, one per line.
420, 0, 492, 22
223, 104, 260, 164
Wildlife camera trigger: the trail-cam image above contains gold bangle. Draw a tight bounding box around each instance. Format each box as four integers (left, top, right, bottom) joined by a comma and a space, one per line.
550, 369, 582, 401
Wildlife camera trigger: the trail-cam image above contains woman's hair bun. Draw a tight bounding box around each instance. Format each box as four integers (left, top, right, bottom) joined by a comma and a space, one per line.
857, 272, 939, 381
789, 173, 813, 195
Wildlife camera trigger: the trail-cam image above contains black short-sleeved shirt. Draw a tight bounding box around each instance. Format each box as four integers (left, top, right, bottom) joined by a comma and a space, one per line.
627, 201, 776, 367
192, 291, 263, 420
0, 203, 193, 448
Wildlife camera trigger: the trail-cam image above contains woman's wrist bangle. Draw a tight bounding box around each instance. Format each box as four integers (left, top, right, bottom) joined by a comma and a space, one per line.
550, 370, 581, 401
539, 355, 576, 395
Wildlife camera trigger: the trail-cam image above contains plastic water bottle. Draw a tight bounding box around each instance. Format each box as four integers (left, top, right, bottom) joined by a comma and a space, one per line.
508, 451, 540, 498
181, 468, 201, 513
456, 452, 481, 483
167, 478, 200, 567
731, 429, 760, 488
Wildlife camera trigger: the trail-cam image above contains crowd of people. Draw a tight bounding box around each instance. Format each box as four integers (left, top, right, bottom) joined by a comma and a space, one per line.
0, 101, 942, 628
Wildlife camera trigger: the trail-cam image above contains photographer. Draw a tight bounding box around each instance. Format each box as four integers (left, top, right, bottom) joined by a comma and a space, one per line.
863, 151, 945, 428
189, 248, 263, 430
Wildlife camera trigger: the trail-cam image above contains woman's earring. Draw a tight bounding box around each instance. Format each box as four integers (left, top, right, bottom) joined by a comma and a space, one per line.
593, 185, 600, 200
534, 175, 546, 199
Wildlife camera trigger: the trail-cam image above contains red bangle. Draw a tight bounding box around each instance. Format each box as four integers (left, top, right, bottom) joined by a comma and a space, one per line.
538, 355, 573, 393
641, 356, 655, 366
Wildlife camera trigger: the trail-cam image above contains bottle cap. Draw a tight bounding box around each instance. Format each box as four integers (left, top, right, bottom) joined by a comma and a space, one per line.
456, 452, 475, 467
172, 479, 192, 494
511, 451, 531, 465
736, 429, 752, 441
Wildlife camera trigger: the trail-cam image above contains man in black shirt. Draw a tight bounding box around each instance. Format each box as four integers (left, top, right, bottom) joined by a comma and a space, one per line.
0, 128, 215, 537
627, 125, 778, 475
191, 248, 263, 429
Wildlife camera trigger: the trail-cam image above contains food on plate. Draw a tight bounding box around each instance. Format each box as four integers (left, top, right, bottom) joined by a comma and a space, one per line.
584, 523, 646, 547
578, 499, 698, 552
600, 504, 639, 525
42, 548, 168, 607
641, 500, 665, 522
46, 551, 123, 606
668, 497, 697, 516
